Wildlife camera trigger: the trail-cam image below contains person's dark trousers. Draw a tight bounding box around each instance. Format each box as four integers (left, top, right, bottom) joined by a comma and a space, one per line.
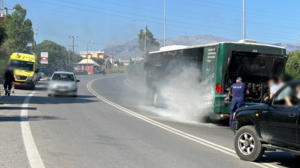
4, 80, 12, 95
230, 101, 245, 130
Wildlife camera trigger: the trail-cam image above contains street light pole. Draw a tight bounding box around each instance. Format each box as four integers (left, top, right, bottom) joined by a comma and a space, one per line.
243, 0, 246, 39
132, 19, 147, 60
144, 22, 147, 61
164, 0, 166, 46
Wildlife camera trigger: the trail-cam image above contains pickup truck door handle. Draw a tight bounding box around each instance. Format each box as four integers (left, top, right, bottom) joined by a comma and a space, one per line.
262, 111, 268, 113
288, 113, 296, 117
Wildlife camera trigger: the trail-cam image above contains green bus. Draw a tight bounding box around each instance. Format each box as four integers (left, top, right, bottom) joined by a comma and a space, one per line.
144, 40, 287, 119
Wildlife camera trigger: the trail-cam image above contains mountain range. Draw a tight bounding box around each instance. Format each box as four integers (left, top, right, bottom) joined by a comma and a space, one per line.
102, 34, 300, 60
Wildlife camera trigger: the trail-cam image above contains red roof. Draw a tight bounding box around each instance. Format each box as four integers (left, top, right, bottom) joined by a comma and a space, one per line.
104, 55, 114, 59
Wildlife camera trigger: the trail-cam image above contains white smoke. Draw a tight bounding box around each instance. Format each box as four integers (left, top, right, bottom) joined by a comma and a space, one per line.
152, 66, 217, 123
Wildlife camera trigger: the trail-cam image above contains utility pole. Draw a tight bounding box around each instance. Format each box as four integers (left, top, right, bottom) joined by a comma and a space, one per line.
69, 36, 78, 62
2, 7, 14, 15
68, 48, 70, 65
164, 0, 166, 46
243, 0, 246, 39
31, 27, 38, 53
145, 23, 147, 60
87, 41, 93, 69
31, 40, 36, 53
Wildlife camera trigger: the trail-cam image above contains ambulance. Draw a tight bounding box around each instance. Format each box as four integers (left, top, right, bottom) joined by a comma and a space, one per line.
9, 52, 39, 89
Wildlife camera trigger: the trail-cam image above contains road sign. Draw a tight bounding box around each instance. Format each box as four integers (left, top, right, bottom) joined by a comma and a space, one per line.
41, 52, 48, 64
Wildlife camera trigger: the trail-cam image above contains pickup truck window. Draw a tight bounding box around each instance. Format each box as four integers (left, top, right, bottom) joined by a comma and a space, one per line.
273, 84, 299, 106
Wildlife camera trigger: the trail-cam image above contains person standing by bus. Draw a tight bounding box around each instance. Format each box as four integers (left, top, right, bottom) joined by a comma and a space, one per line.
4, 65, 14, 96
227, 77, 249, 130
10, 66, 15, 93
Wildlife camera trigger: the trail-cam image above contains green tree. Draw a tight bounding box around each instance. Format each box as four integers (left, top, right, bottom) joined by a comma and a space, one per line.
34, 40, 68, 68
4, 4, 34, 53
137, 26, 160, 56
67, 48, 82, 64
0, 25, 7, 47
286, 50, 300, 79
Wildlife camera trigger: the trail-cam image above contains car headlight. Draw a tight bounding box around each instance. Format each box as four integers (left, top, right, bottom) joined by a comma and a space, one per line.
27, 76, 33, 81
71, 84, 76, 89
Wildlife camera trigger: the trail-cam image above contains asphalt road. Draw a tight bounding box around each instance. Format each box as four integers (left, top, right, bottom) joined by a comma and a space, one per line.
0, 74, 299, 168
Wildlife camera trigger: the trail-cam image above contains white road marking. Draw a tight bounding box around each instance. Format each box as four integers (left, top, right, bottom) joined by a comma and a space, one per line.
21, 91, 45, 168
88, 78, 281, 168
123, 79, 144, 93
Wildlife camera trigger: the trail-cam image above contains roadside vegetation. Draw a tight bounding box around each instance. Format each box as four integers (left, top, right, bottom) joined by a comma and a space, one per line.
0, 3, 82, 75
126, 27, 159, 78
286, 50, 300, 79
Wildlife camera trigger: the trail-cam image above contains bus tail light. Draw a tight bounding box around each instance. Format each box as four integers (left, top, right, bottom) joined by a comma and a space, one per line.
216, 83, 222, 93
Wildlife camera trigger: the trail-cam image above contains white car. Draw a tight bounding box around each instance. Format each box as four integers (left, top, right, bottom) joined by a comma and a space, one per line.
47, 72, 79, 97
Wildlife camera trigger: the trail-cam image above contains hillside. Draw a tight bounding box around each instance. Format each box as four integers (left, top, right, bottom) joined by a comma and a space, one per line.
102, 34, 234, 59
272, 41, 300, 52
102, 34, 300, 59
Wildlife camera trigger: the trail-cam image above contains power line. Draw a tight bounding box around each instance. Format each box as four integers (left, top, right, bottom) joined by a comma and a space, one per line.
7, 0, 300, 44
19, 0, 243, 34
8, 1, 298, 39
11, 2, 242, 38
20, 4, 300, 42
26, 0, 300, 34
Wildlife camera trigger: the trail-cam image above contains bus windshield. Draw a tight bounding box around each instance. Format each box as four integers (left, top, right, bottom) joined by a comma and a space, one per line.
10, 60, 34, 71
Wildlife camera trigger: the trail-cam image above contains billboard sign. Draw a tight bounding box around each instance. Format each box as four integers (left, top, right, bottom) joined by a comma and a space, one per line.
41, 52, 48, 64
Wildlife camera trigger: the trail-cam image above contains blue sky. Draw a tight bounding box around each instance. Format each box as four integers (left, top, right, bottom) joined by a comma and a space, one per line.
5, 0, 300, 54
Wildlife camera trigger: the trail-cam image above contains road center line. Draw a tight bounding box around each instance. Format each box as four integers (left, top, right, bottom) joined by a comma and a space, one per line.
21, 91, 45, 168
123, 79, 144, 93
87, 78, 279, 168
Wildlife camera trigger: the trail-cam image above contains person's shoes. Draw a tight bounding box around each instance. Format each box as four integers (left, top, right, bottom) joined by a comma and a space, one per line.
8, 93, 10, 96
5, 91, 7, 95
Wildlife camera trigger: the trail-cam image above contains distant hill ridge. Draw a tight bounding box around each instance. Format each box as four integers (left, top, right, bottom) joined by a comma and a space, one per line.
102, 34, 299, 59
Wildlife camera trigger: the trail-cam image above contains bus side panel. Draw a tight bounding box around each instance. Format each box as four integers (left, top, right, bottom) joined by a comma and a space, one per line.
201, 45, 219, 111
214, 43, 226, 114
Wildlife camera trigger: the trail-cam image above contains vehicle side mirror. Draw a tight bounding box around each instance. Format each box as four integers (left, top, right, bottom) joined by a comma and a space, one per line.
76, 80, 80, 82
35, 69, 39, 73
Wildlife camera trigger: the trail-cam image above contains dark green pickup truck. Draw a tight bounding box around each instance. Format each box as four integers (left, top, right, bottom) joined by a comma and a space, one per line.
233, 80, 300, 161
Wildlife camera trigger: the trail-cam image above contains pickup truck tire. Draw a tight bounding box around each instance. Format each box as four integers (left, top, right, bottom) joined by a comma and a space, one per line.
234, 126, 265, 162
